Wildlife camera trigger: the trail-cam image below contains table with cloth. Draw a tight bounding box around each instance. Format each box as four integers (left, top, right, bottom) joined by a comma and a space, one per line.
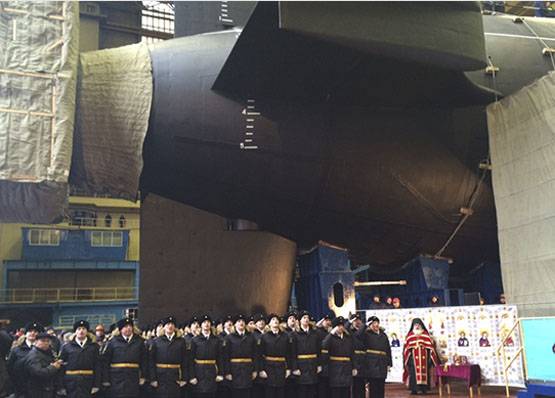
436, 364, 481, 397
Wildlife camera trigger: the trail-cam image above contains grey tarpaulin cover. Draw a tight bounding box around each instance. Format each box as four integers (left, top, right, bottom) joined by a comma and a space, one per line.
487, 71, 555, 317
70, 43, 152, 200
0, 1, 78, 223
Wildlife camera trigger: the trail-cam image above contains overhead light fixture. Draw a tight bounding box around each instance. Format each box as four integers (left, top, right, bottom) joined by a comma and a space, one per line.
422, 253, 454, 264
479, 161, 491, 170
485, 65, 500, 76
460, 207, 474, 216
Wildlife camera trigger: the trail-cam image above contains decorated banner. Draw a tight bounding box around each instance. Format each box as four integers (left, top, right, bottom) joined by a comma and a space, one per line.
364, 305, 524, 386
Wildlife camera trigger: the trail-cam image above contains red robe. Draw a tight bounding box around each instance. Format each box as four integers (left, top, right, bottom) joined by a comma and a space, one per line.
402, 331, 439, 385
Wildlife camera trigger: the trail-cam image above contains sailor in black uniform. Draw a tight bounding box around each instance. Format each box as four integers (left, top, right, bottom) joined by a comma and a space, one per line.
0, 322, 12, 398
7, 321, 45, 398
292, 311, 321, 398
59, 320, 102, 398
223, 315, 259, 398
282, 312, 298, 397
217, 316, 234, 398
221, 316, 234, 338
102, 317, 148, 398
149, 316, 188, 398
315, 314, 333, 398
251, 314, 266, 398
183, 317, 201, 398
258, 314, 295, 398
23, 332, 63, 398
321, 317, 354, 398
189, 314, 224, 398
364, 316, 391, 398
350, 314, 367, 398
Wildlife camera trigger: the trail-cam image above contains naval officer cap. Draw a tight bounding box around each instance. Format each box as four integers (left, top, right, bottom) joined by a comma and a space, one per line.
332, 316, 346, 328
254, 314, 266, 323
234, 314, 246, 323
36, 332, 55, 341
73, 320, 90, 332
286, 311, 298, 320
24, 322, 45, 333
117, 317, 134, 330
267, 313, 280, 323
162, 316, 177, 326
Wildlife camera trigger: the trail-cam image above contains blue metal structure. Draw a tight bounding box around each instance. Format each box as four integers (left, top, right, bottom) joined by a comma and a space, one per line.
518, 383, 555, 398
464, 261, 503, 305
296, 248, 501, 313
22, 228, 129, 261
0, 228, 139, 328
296, 245, 355, 319
3, 260, 140, 290
0, 301, 136, 329
362, 256, 453, 308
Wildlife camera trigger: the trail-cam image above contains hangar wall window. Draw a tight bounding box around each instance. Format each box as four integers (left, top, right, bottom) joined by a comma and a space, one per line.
141, 1, 174, 44
69, 210, 97, 227
28, 229, 61, 246
91, 231, 123, 247
226, 219, 259, 231
125, 308, 139, 320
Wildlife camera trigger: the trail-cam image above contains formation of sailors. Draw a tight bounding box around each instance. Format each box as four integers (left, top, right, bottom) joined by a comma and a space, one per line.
4, 311, 393, 398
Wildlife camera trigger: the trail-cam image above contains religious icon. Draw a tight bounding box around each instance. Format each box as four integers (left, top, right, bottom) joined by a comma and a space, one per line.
479, 331, 491, 347
500, 313, 516, 347
439, 337, 448, 349
390, 332, 400, 347
457, 330, 469, 347
503, 334, 514, 347
427, 311, 446, 331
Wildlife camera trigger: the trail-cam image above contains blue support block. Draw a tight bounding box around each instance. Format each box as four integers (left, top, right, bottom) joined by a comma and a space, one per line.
517, 383, 555, 398
362, 255, 451, 308
518, 389, 528, 398
296, 245, 355, 319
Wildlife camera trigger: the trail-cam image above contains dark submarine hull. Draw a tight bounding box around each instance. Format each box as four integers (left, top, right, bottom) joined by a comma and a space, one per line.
138, 3, 555, 320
